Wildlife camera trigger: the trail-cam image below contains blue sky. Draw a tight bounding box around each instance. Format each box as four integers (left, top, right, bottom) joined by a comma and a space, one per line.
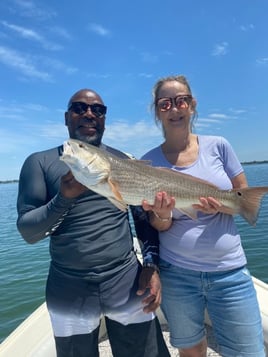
0, 0, 268, 180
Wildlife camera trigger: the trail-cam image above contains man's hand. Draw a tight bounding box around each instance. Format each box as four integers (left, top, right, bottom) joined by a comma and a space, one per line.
60, 171, 88, 198
136, 267, 161, 313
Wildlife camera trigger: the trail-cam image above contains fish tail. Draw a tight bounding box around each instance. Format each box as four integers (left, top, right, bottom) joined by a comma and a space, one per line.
236, 186, 268, 226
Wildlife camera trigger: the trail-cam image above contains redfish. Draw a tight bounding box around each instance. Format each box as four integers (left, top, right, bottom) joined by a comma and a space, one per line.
60, 139, 268, 226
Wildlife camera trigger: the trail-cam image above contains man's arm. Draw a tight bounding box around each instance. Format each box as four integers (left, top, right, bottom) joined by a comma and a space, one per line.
131, 205, 159, 268
130, 205, 161, 313
16, 154, 77, 244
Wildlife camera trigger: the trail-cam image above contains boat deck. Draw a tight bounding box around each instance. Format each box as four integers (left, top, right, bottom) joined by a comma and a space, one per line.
99, 323, 221, 356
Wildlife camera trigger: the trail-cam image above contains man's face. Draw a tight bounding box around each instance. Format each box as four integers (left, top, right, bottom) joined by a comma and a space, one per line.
65, 90, 106, 146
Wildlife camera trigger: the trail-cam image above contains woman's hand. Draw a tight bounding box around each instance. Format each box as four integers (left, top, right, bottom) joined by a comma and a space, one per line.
142, 191, 175, 220
192, 196, 222, 214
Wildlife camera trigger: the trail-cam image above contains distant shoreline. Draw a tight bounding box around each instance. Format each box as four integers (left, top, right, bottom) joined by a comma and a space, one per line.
0, 179, 19, 184
241, 160, 268, 165
1, 160, 267, 184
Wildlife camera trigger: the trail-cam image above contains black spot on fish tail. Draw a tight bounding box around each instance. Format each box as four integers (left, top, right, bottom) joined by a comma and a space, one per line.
236, 186, 268, 226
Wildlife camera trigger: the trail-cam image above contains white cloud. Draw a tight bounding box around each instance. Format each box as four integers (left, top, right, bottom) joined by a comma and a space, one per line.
104, 120, 162, 158
1, 21, 62, 50
42, 58, 78, 74
212, 42, 229, 56
138, 73, 153, 78
22, 103, 48, 111
239, 24, 255, 32
209, 113, 229, 119
0, 46, 52, 81
86, 73, 111, 79
2, 21, 43, 41
141, 52, 158, 63
12, 0, 56, 20
229, 108, 247, 114
39, 123, 68, 139
198, 117, 222, 123
49, 26, 72, 40
256, 57, 268, 65
89, 23, 111, 37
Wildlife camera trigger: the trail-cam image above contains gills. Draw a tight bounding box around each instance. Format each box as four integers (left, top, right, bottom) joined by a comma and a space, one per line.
60, 139, 268, 226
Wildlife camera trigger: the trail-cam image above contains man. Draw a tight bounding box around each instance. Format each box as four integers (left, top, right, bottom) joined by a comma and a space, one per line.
16, 89, 169, 357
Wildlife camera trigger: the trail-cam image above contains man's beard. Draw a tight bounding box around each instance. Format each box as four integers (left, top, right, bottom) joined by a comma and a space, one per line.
74, 128, 104, 147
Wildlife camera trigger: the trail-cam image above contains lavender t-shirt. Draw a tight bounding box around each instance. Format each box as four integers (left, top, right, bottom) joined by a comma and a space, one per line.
141, 135, 247, 271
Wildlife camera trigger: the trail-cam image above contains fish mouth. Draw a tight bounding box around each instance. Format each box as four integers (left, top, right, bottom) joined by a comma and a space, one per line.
62, 140, 74, 156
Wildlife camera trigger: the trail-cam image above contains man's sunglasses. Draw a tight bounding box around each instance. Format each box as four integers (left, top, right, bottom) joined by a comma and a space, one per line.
156, 95, 192, 112
68, 101, 107, 118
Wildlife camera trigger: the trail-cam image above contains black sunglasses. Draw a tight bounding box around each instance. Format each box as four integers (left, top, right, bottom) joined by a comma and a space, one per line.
68, 101, 107, 118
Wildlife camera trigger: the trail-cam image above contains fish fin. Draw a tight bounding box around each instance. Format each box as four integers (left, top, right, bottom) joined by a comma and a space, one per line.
107, 197, 128, 212
129, 159, 153, 166
178, 207, 198, 220
107, 178, 128, 212
233, 186, 268, 226
157, 167, 174, 171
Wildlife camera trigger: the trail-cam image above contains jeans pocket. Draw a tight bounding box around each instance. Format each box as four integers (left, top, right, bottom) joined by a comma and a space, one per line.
241, 266, 250, 276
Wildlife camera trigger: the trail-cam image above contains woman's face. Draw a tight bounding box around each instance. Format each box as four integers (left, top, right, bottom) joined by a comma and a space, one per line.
155, 80, 196, 132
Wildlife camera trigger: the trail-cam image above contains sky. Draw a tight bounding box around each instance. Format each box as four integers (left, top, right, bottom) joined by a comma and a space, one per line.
0, 0, 268, 180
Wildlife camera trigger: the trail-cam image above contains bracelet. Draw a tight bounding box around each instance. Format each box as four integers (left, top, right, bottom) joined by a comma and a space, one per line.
143, 262, 160, 274
153, 210, 173, 222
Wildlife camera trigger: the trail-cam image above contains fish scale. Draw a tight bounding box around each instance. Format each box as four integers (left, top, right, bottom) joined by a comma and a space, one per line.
109, 158, 232, 205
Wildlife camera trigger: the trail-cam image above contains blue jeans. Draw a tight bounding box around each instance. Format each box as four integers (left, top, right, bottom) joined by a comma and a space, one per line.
159, 259, 265, 356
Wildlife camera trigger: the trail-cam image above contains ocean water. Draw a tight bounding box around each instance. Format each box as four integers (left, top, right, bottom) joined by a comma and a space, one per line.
0, 163, 268, 343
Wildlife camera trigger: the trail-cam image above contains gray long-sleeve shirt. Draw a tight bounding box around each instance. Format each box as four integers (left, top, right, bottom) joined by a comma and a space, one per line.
17, 144, 159, 281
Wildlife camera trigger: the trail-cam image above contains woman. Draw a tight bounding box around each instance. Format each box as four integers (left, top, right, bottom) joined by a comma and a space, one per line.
141, 75, 265, 357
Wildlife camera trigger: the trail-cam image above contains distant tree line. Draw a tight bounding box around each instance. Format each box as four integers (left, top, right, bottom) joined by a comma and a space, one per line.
0, 180, 19, 184
241, 160, 268, 165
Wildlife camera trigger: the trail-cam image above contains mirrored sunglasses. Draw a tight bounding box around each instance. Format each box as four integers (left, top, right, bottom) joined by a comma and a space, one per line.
156, 95, 192, 112
68, 101, 107, 118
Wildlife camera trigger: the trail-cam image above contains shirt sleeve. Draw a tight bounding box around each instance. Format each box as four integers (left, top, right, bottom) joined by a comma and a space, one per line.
220, 137, 244, 179
16, 153, 76, 244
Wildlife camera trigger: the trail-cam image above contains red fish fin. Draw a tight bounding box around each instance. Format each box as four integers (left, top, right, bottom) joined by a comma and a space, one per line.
108, 178, 128, 211
234, 186, 268, 226
179, 207, 198, 220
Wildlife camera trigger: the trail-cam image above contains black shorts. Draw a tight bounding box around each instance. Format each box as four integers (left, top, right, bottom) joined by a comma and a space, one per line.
46, 260, 170, 356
